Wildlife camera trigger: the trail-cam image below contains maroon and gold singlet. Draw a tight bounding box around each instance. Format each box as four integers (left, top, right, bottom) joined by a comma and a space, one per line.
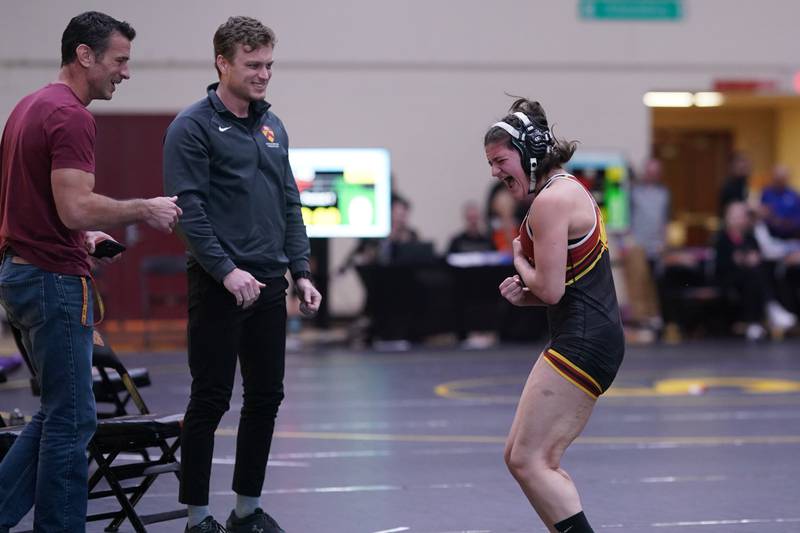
519, 174, 625, 399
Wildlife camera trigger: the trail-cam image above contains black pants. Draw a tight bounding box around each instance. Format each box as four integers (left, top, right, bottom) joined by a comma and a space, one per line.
721, 265, 771, 323
179, 265, 288, 505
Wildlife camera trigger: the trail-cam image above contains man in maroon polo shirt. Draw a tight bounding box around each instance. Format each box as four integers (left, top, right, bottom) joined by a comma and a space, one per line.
0, 12, 181, 532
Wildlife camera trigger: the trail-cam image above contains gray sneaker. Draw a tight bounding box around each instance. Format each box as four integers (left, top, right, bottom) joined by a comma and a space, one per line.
186, 516, 227, 532
226, 508, 285, 533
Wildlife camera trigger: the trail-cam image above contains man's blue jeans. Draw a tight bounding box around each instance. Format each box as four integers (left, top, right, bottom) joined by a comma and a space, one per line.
0, 256, 96, 532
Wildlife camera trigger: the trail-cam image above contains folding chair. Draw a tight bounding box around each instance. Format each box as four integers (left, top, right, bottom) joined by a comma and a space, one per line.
0, 412, 23, 463
10, 326, 152, 418
8, 327, 186, 532
86, 344, 186, 532
0, 357, 24, 464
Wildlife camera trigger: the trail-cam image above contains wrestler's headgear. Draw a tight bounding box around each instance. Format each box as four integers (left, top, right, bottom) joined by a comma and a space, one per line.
491, 112, 553, 193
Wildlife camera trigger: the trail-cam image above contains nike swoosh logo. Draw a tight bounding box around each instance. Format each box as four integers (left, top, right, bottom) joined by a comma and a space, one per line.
218, 125, 232, 132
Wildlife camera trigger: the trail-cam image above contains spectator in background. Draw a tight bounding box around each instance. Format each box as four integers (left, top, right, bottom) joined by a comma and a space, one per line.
387, 192, 419, 249
714, 202, 796, 340
630, 158, 670, 265
751, 169, 800, 317
760, 165, 800, 239
625, 158, 670, 334
339, 192, 429, 347
447, 200, 494, 254
340, 192, 420, 269
719, 152, 752, 214
486, 182, 522, 253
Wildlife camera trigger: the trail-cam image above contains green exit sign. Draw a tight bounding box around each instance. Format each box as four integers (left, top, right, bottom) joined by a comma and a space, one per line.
580, 0, 683, 20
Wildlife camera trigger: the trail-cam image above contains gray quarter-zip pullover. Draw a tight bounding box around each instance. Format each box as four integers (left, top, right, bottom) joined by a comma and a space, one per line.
163, 83, 310, 282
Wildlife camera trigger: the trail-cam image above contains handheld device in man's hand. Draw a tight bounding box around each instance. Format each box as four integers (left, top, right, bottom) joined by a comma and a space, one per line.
91, 239, 126, 259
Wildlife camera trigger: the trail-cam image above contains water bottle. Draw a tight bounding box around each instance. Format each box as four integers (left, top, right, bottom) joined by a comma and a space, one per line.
8, 408, 24, 426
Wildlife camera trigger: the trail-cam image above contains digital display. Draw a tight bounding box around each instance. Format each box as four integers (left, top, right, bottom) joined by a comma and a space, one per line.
289, 148, 391, 238
566, 151, 630, 232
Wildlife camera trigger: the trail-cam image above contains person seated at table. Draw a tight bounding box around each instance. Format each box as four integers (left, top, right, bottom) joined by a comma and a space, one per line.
447, 200, 494, 254
714, 202, 796, 340
485, 182, 525, 253
339, 192, 421, 271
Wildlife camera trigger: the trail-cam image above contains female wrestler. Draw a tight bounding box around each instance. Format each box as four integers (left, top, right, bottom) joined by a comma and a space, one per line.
485, 99, 625, 533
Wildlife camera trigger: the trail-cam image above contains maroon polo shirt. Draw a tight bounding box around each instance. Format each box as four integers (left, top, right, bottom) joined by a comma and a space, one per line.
0, 83, 94, 276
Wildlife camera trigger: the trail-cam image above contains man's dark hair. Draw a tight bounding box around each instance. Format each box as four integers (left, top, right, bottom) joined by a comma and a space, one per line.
213, 16, 276, 75
61, 11, 136, 66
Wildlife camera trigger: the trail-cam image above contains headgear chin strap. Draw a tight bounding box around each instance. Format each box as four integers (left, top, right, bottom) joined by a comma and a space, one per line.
492, 112, 553, 193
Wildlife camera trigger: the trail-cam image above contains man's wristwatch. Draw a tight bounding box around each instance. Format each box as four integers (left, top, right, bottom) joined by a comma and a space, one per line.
292, 270, 313, 283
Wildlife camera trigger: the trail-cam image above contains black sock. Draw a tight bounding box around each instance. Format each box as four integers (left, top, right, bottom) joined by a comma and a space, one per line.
554, 511, 594, 533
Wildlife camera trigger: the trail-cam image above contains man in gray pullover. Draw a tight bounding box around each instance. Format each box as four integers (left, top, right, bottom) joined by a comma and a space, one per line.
163, 16, 321, 533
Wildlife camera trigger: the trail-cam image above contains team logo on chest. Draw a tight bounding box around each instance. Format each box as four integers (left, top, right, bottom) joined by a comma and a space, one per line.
261, 125, 280, 148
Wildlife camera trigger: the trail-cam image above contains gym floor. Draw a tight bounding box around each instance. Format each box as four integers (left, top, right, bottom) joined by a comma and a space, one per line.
2, 338, 799, 532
